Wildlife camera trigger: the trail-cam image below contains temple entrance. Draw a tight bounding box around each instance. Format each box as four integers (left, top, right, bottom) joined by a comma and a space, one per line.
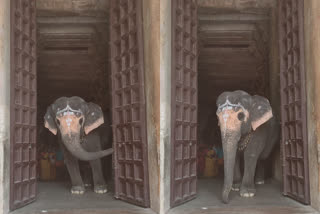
170, 0, 310, 212
9, 0, 150, 212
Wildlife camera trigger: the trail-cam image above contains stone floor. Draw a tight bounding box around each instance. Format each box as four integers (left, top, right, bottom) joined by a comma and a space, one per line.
10, 178, 319, 214
10, 181, 155, 214
168, 178, 319, 214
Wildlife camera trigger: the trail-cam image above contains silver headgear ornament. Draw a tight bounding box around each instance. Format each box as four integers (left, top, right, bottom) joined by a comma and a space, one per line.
217, 99, 245, 112
56, 104, 82, 116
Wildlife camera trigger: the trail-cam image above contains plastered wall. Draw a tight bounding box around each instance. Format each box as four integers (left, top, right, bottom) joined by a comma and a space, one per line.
143, 0, 160, 212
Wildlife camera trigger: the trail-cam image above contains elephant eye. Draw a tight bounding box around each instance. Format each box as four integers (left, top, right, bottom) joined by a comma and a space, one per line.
237, 112, 245, 121
55, 118, 61, 126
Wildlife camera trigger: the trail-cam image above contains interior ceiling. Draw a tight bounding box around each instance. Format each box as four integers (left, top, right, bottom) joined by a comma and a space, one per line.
36, 2, 271, 115
37, 1, 110, 118
38, 33, 94, 95
198, 8, 270, 97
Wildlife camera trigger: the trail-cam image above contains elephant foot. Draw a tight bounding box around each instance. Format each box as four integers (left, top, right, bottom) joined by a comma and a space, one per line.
71, 186, 85, 195
222, 188, 231, 204
84, 183, 92, 187
255, 180, 265, 185
94, 185, 108, 194
232, 183, 240, 191
240, 188, 256, 198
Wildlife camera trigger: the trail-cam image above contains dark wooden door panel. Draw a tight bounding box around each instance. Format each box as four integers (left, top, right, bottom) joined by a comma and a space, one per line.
10, 0, 37, 210
171, 0, 198, 207
279, 0, 310, 204
110, 0, 149, 207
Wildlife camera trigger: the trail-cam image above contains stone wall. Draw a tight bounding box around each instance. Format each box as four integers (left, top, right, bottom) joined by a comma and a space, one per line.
143, 0, 160, 212
268, 2, 282, 182
305, 0, 320, 211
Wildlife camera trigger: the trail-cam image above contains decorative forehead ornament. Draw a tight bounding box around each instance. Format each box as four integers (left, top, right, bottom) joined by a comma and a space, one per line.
217, 99, 245, 112
56, 104, 82, 116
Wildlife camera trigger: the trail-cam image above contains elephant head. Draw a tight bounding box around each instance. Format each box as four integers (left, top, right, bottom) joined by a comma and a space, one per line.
216, 90, 273, 203
44, 96, 113, 161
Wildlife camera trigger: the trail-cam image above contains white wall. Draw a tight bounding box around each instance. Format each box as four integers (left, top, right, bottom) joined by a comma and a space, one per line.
160, 0, 172, 213
0, 0, 11, 213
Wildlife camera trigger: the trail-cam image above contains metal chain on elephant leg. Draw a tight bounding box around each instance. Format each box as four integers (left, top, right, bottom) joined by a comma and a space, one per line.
238, 131, 253, 151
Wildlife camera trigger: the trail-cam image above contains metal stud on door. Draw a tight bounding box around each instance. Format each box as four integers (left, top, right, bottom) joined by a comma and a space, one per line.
171, 0, 198, 207
10, 0, 37, 210
279, 0, 310, 204
110, 0, 150, 207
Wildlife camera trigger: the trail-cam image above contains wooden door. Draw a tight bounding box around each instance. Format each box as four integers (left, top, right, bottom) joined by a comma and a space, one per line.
10, 0, 37, 210
171, 0, 198, 207
279, 0, 310, 204
109, 0, 150, 207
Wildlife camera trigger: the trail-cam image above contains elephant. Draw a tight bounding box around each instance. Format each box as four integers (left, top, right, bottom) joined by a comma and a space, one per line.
44, 96, 113, 194
216, 90, 279, 203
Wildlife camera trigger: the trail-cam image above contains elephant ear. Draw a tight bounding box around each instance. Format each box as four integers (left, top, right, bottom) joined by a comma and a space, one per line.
84, 102, 104, 135
44, 105, 57, 135
250, 95, 273, 131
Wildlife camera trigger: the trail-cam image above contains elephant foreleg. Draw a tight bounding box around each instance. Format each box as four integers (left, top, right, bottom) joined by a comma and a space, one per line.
240, 152, 259, 198
81, 134, 108, 194
255, 160, 265, 185
63, 148, 85, 194
90, 159, 108, 194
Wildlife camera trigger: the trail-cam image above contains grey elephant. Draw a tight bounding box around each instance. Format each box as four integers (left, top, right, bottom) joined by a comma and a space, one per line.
44, 96, 113, 194
216, 90, 279, 203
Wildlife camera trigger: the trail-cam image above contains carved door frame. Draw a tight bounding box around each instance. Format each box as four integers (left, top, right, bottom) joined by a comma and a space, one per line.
10, 0, 37, 210
109, 0, 150, 207
279, 0, 310, 204
171, 0, 198, 207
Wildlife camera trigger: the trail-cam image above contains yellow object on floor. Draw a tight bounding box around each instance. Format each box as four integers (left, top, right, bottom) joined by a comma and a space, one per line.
40, 152, 56, 181
204, 150, 219, 177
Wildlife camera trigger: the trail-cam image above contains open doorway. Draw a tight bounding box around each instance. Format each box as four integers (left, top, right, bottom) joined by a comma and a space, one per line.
10, 0, 150, 212
34, 3, 115, 211
170, 0, 311, 211
196, 6, 284, 207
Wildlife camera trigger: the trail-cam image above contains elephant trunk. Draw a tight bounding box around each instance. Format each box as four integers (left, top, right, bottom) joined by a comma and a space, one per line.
221, 133, 239, 204
62, 133, 113, 161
